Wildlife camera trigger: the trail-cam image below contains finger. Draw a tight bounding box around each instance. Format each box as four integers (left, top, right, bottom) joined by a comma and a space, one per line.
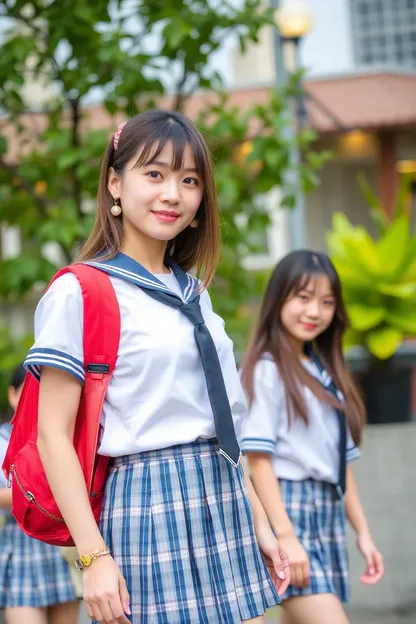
297, 564, 306, 588
279, 544, 290, 570
291, 564, 301, 588
271, 548, 287, 582
91, 604, 104, 623
119, 575, 132, 616
302, 561, 311, 587
99, 599, 115, 623
277, 570, 291, 596
107, 596, 131, 624
373, 550, 384, 577
85, 602, 95, 620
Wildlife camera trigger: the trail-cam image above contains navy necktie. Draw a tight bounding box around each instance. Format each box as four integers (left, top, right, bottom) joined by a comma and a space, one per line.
310, 353, 347, 496
142, 288, 241, 467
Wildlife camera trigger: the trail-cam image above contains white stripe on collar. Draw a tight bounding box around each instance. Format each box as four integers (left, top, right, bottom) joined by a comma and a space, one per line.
86, 262, 170, 293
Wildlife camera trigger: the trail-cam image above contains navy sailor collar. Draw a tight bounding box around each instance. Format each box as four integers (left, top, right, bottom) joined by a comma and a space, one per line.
85, 252, 200, 303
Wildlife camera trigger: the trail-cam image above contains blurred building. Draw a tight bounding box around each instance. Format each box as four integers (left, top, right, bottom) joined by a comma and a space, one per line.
225, 0, 416, 263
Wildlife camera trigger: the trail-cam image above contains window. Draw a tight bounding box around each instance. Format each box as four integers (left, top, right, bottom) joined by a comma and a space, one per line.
350, 0, 416, 68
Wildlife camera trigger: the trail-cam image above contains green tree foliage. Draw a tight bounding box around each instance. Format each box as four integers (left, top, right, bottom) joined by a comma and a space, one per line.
0, 0, 332, 406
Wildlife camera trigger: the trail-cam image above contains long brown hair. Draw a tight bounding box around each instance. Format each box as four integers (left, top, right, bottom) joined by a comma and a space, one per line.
241, 250, 366, 445
77, 110, 220, 287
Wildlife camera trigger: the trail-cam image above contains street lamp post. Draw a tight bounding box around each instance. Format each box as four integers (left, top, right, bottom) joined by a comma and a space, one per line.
270, 0, 313, 251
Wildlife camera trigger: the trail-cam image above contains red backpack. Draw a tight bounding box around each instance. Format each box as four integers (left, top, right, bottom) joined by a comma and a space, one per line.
2, 264, 120, 546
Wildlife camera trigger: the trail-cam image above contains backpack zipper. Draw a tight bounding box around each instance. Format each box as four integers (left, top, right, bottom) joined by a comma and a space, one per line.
9, 465, 66, 524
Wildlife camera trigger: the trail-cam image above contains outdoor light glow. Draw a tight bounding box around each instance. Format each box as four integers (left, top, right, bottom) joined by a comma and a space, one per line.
234, 141, 263, 174
275, 0, 314, 40
337, 130, 377, 159
396, 160, 416, 174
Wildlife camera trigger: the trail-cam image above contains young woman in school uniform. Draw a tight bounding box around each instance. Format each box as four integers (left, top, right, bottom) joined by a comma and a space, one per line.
240, 250, 384, 624
24, 110, 290, 624
0, 365, 80, 624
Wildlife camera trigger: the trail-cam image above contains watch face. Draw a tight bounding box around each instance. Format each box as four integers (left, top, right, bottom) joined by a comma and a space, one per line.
80, 554, 92, 567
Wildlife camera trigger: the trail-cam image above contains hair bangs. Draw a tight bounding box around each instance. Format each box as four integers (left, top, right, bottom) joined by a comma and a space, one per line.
133, 119, 203, 174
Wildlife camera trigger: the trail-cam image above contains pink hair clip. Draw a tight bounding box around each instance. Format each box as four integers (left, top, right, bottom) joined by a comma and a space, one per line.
113, 121, 127, 151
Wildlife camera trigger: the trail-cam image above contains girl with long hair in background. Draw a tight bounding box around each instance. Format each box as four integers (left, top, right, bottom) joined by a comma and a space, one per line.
240, 250, 384, 624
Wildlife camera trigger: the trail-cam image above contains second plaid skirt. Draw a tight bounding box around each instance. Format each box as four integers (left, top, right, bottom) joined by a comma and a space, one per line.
98, 439, 280, 623
279, 479, 349, 603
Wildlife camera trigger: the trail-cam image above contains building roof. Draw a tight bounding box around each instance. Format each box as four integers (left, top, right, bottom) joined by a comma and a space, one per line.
306, 72, 416, 132
184, 71, 416, 133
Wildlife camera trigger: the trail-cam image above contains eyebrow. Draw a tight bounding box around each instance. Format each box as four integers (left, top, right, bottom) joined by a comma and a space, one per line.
300, 287, 334, 298
145, 159, 199, 174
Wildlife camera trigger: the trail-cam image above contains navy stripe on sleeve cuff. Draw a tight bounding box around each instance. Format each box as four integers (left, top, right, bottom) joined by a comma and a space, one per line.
24, 348, 85, 384
346, 446, 360, 462
240, 437, 276, 455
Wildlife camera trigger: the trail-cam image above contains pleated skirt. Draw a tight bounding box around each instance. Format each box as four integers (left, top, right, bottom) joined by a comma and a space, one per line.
279, 479, 349, 603
98, 439, 280, 623
0, 517, 77, 608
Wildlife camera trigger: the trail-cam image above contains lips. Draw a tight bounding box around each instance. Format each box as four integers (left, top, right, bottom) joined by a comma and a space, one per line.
152, 210, 180, 222
302, 323, 318, 331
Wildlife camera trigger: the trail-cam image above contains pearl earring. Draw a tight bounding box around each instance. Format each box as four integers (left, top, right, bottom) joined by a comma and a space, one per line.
189, 219, 199, 228
110, 199, 122, 217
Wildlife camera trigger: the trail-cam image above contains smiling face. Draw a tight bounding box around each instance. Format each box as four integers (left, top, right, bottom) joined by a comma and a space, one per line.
108, 140, 203, 246
280, 273, 337, 348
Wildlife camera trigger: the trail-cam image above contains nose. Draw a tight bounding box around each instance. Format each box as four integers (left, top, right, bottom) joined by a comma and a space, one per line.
306, 300, 320, 319
160, 180, 180, 204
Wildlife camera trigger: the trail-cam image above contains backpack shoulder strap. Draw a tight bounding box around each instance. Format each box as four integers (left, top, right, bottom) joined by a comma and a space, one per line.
50, 264, 120, 375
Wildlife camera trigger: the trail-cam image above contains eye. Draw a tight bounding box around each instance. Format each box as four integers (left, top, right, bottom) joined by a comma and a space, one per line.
324, 299, 335, 306
183, 177, 199, 186
146, 171, 162, 179
298, 293, 309, 301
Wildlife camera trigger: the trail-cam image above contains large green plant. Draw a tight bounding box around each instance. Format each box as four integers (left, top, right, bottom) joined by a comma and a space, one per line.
327, 175, 416, 360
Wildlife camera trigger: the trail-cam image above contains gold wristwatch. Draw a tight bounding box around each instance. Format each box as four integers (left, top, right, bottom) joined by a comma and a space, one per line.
75, 547, 110, 571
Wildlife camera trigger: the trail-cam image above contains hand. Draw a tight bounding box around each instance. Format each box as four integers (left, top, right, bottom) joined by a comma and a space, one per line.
278, 531, 310, 589
356, 533, 384, 585
255, 521, 291, 595
83, 555, 131, 623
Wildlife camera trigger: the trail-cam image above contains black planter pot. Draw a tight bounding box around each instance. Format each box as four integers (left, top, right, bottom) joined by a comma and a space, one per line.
346, 342, 416, 425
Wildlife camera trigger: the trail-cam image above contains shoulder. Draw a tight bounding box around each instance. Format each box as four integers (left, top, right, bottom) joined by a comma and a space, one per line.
254, 353, 282, 387
46, 273, 82, 297
199, 286, 212, 309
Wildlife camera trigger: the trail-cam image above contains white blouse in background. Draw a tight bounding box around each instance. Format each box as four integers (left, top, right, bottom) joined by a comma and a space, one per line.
240, 356, 360, 484
24, 271, 247, 457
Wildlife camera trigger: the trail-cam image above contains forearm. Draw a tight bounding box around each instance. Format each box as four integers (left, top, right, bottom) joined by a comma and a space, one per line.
245, 453, 295, 537
0, 488, 12, 509
38, 432, 106, 553
345, 464, 370, 536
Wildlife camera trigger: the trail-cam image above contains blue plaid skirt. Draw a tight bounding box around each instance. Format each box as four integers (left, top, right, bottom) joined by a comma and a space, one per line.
0, 517, 77, 608
279, 479, 349, 603
98, 439, 280, 623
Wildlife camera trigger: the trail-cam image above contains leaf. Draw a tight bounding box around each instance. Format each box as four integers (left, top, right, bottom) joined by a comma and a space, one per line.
384, 312, 416, 335
57, 151, 80, 171
378, 282, 416, 298
365, 327, 403, 360
376, 215, 409, 277
347, 304, 385, 331
358, 172, 388, 236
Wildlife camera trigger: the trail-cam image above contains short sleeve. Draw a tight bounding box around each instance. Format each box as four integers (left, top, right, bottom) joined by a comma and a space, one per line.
24, 274, 84, 384
240, 357, 283, 455
346, 426, 360, 462
0, 427, 11, 488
